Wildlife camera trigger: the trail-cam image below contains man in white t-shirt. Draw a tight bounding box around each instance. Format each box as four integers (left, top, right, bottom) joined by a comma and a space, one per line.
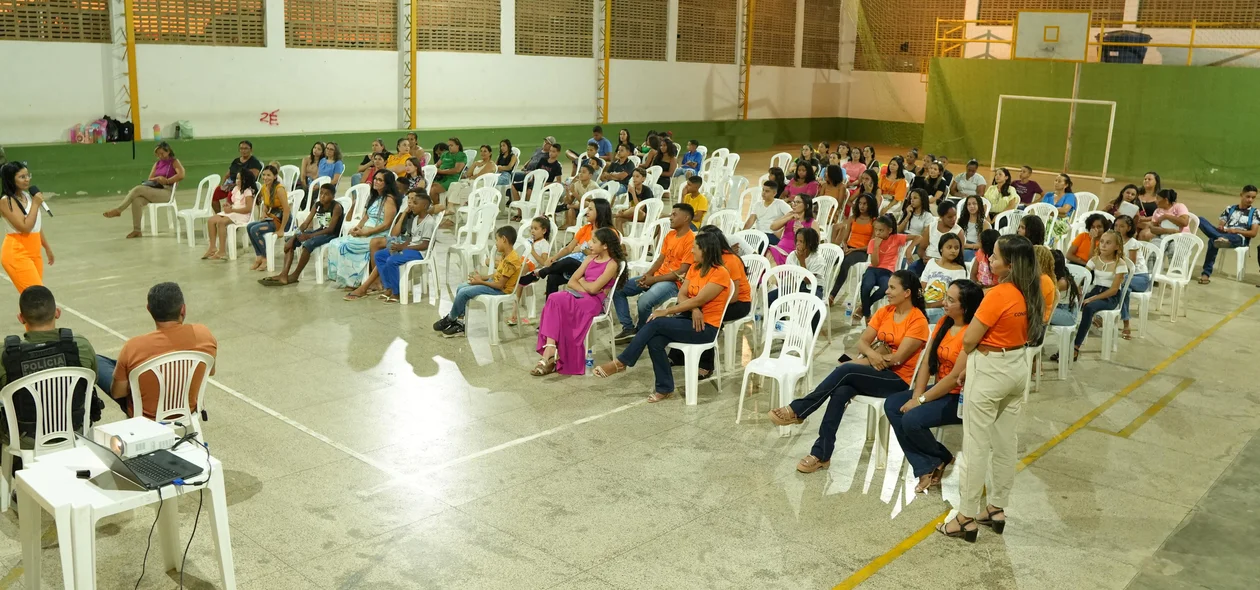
744, 180, 792, 245
950, 159, 987, 198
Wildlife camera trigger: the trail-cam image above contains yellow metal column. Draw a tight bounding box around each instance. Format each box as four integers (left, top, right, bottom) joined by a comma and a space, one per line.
740, 0, 756, 120
410, 0, 418, 129
122, 0, 140, 131
603, 0, 611, 124
1186, 19, 1196, 66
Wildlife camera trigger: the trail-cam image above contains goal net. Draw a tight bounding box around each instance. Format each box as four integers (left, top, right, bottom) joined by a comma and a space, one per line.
990, 95, 1116, 183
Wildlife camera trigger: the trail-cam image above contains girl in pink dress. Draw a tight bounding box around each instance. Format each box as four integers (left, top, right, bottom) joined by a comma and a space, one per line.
532, 227, 626, 376
204, 170, 256, 260
768, 194, 815, 265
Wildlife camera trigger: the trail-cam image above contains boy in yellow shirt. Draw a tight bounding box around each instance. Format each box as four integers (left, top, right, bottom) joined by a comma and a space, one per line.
434, 225, 522, 338
680, 175, 708, 228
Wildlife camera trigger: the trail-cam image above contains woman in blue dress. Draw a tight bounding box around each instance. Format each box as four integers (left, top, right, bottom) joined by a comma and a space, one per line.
327, 171, 400, 288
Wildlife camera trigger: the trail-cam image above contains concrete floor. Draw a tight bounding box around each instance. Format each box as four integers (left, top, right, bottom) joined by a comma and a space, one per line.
2, 147, 1257, 589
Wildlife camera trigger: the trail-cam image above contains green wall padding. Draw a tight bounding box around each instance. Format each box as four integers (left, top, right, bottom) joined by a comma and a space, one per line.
923, 57, 1260, 191
8, 118, 850, 198
843, 119, 925, 151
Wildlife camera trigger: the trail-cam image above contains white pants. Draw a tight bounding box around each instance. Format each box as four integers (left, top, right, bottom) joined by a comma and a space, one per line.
958, 347, 1028, 518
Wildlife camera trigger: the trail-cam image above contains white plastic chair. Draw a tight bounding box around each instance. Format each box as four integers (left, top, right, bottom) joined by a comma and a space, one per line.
445, 205, 498, 296
509, 169, 549, 220
312, 194, 364, 285
853, 324, 936, 468
584, 261, 627, 365
467, 243, 530, 345
623, 196, 664, 242
1130, 241, 1161, 338
725, 176, 750, 213
422, 165, 438, 190
762, 265, 819, 359
735, 186, 758, 222
644, 166, 663, 189
732, 229, 769, 256
625, 218, 671, 276
629, 155, 642, 167
665, 281, 735, 406
1046, 265, 1092, 380
398, 211, 445, 305
1097, 258, 1136, 361
1025, 202, 1060, 226
706, 210, 742, 235
537, 184, 567, 226
814, 195, 839, 240
456, 187, 503, 234
176, 174, 220, 248
814, 243, 846, 342
279, 165, 301, 192
126, 350, 215, 437
223, 190, 260, 261
770, 152, 792, 171
724, 152, 741, 173
1214, 243, 1250, 282
994, 209, 1023, 235
139, 181, 179, 237
711, 147, 730, 160
1153, 233, 1202, 322
735, 294, 826, 430
1073, 192, 1099, 223
722, 254, 771, 375
0, 366, 95, 513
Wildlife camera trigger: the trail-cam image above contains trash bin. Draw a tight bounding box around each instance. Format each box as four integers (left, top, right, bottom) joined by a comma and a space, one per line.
1098, 31, 1152, 64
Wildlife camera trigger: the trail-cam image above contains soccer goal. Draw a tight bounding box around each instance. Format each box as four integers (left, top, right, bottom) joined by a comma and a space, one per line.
991, 94, 1117, 183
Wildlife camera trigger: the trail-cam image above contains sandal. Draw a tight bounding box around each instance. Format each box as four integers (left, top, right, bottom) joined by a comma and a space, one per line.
1121, 328, 1132, 340
1198, 275, 1211, 285
796, 455, 830, 473
383, 296, 400, 304
593, 360, 625, 378
914, 474, 934, 494
768, 406, 804, 426
936, 514, 978, 543
343, 293, 364, 301
976, 506, 1006, 535
647, 392, 672, 403
531, 349, 558, 376
930, 456, 954, 487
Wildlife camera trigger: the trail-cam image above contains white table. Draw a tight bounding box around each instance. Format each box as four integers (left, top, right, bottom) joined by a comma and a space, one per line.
16, 443, 236, 589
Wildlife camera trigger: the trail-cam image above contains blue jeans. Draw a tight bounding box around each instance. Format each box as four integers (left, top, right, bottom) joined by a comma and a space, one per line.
1199, 218, 1246, 277
764, 232, 780, 246
788, 363, 908, 461
617, 317, 717, 394
859, 267, 892, 314
614, 276, 679, 331
962, 249, 976, 263
295, 232, 335, 252
907, 258, 926, 276
1121, 273, 1150, 321
246, 219, 278, 256
374, 248, 423, 293
1074, 285, 1120, 347
884, 391, 961, 477
1050, 304, 1075, 326
926, 306, 945, 324
447, 283, 503, 320
95, 355, 130, 414
350, 172, 364, 186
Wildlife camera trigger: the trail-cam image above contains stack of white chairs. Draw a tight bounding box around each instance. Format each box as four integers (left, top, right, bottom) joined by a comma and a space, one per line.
455, 187, 502, 234
177, 174, 220, 248
398, 211, 446, 305
736, 292, 825, 437
444, 205, 499, 295
665, 281, 736, 405
1153, 233, 1203, 322
724, 152, 741, 173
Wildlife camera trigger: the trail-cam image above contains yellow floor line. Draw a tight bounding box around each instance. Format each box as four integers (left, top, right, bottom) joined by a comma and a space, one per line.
1115, 377, 1194, 438
833, 293, 1260, 589
0, 565, 21, 589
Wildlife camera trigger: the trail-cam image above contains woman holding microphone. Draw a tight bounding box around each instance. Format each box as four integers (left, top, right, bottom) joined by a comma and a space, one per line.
0, 162, 54, 293
938, 234, 1042, 542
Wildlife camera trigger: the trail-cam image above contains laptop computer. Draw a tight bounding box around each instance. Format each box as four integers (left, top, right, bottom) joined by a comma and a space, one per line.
76, 433, 204, 490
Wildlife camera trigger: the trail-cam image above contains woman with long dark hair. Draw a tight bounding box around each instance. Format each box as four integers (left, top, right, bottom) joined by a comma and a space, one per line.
595, 231, 733, 403
326, 170, 399, 288
1016, 214, 1045, 246
768, 193, 815, 265
203, 168, 255, 260
521, 197, 615, 295
943, 234, 1043, 542
878, 156, 908, 215
957, 195, 991, 263
0, 162, 53, 292
682, 225, 752, 378
785, 159, 819, 199
884, 278, 983, 493
829, 192, 878, 301
984, 167, 1018, 217
533, 227, 626, 376
910, 159, 948, 203
770, 270, 929, 473
104, 141, 186, 238
246, 165, 291, 271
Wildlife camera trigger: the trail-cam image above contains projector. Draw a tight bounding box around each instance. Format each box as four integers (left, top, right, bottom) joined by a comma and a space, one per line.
92, 418, 178, 458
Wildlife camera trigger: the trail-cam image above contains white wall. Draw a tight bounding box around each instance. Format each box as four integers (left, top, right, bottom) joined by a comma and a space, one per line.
0, 41, 114, 143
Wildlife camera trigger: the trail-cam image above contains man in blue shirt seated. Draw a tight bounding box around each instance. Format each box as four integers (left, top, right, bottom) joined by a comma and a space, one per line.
675, 139, 703, 178
1198, 184, 1259, 282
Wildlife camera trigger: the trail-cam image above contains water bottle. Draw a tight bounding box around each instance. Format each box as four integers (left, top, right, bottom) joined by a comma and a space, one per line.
844, 301, 853, 317
956, 393, 963, 419
585, 348, 595, 374
773, 320, 785, 334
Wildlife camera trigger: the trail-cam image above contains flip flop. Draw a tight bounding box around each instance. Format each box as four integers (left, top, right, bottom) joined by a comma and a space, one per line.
343, 293, 364, 301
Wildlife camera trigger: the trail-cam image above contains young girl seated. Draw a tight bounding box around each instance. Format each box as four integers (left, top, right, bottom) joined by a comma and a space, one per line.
1066, 229, 1129, 360
203, 169, 256, 261
532, 227, 625, 376
567, 164, 602, 229
768, 227, 826, 309
260, 184, 344, 286
1048, 249, 1081, 327
1016, 214, 1045, 246
883, 279, 983, 493
1114, 215, 1149, 339
855, 214, 915, 320
957, 195, 990, 263
509, 217, 553, 325
970, 229, 1001, 289
769, 193, 816, 266
519, 198, 615, 295
613, 167, 651, 234
920, 233, 967, 323
343, 190, 436, 302
432, 226, 523, 338
1068, 213, 1111, 267
828, 193, 875, 301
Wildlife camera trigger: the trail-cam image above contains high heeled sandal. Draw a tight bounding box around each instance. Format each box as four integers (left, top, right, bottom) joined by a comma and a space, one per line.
936, 514, 978, 543
976, 507, 1006, 535
768, 407, 804, 426
593, 360, 625, 378
929, 456, 955, 487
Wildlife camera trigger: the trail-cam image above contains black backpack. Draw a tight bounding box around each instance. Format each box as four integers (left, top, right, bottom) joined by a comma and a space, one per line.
104, 116, 121, 142
1, 329, 102, 439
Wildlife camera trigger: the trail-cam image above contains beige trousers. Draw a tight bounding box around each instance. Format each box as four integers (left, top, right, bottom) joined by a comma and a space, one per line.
118, 185, 171, 231
957, 347, 1027, 518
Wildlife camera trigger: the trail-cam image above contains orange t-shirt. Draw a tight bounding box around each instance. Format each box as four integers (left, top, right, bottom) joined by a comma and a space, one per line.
847, 219, 874, 250
867, 305, 930, 383
684, 264, 732, 327
932, 318, 967, 394
1070, 233, 1093, 261
721, 252, 751, 303
573, 224, 595, 246
1039, 274, 1056, 323
879, 177, 908, 202
113, 324, 218, 420
655, 228, 696, 280
974, 282, 1029, 348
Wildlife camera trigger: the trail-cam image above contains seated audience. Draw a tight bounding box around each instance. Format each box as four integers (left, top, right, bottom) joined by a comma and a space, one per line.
521, 198, 615, 295
793, 144, 820, 178
208, 141, 263, 214
612, 167, 650, 233
1068, 213, 1111, 267
1049, 249, 1081, 327
1104, 183, 1141, 217
430, 137, 468, 205
1034, 245, 1059, 325
385, 138, 412, 176
1136, 172, 1161, 218
405, 132, 428, 166
843, 147, 867, 190
432, 226, 523, 338
676, 140, 703, 178
344, 190, 435, 303
827, 193, 875, 300
649, 137, 677, 190
1017, 214, 1045, 246
767, 227, 828, 308
1041, 173, 1077, 218
1063, 230, 1129, 361
326, 173, 400, 288
745, 180, 792, 245
878, 157, 909, 214
569, 140, 605, 182
599, 144, 635, 196
884, 279, 982, 492
958, 195, 991, 263
1197, 185, 1259, 284
495, 139, 518, 189
971, 229, 1001, 289
401, 157, 427, 192
569, 164, 603, 229
469, 144, 499, 179
509, 216, 553, 325
203, 169, 256, 261
613, 204, 695, 342
784, 161, 819, 200
678, 175, 709, 227
984, 167, 1019, 217
863, 146, 881, 175
769, 270, 929, 473
261, 184, 345, 286
768, 166, 788, 199
856, 215, 917, 320
351, 138, 389, 186
318, 142, 345, 187
362, 152, 388, 188
848, 168, 878, 209
771, 194, 818, 266
1142, 188, 1191, 244
909, 200, 961, 276
103, 142, 185, 238
897, 189, 933, 247
246, 165, 291, 272
0, 286, 104, 446
301, 141, 325, 188
595, 232, 732, 403
511, 137, 553, 200
1114, 215, 1149, 338
1012, 165, 1042, 206
937, 156, 954, 186
532, 227, 624, 376
678, 226, 752, 378
920, 233, 967, 323
950, 159, 986, 199
818, 164, 847, 206
109, 282, 217, 420
910, 160, 948, 203
903, 148, 920, 176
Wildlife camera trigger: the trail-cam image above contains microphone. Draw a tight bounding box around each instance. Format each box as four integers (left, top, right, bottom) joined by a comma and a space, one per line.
29, 185, 51, 217
40, 200, 53, 217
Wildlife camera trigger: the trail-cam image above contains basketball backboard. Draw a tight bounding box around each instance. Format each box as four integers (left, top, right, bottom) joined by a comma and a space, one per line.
1013, 11, 1090, 62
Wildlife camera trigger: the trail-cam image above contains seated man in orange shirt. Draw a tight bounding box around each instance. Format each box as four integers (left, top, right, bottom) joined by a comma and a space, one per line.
109, 282, 217, 420
613, 203, 695, 343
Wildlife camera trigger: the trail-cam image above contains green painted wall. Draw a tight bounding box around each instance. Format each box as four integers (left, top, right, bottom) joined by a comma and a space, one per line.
923, 58, 1260, 191
7, 118, 850, 198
